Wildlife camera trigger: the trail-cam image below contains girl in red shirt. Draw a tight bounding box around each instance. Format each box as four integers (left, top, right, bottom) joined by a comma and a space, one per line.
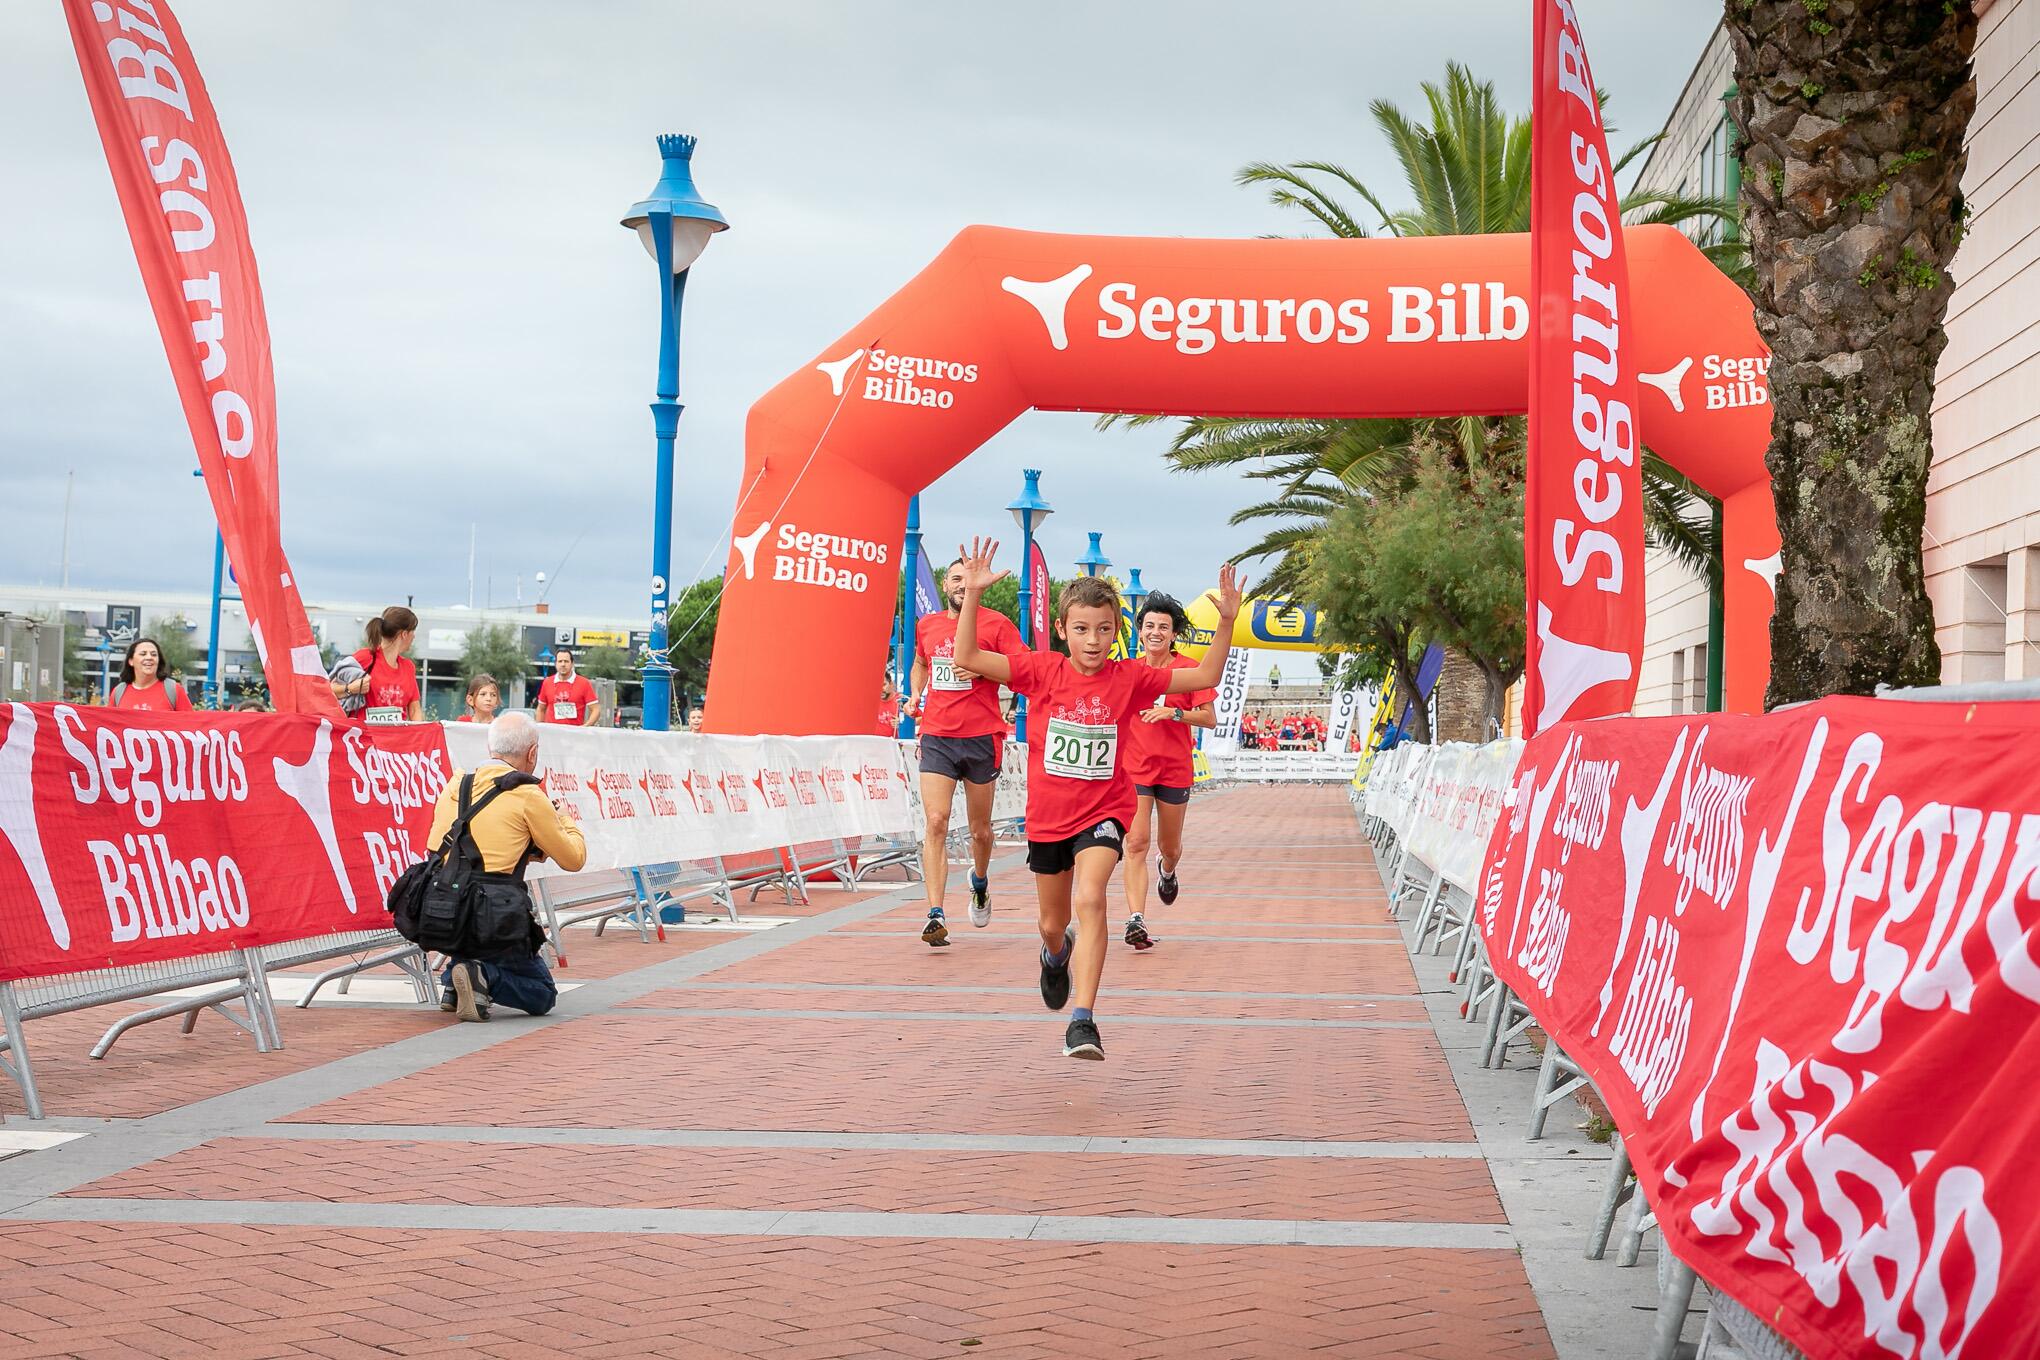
953, 537, 1243, 1063
110, 637, 187, 711
335, 606, 422, 724
1118, 594, 1216, 950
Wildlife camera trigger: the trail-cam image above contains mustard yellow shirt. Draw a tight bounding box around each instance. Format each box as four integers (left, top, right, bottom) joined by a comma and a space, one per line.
426, 762, 588, 876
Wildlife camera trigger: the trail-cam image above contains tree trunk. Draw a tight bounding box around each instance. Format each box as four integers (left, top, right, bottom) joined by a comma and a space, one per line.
1431, 648, 1489, 743
1725, 2, 1976, 705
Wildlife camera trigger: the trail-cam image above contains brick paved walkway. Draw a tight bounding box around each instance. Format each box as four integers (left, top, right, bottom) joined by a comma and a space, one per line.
0, 785, 1600, 1358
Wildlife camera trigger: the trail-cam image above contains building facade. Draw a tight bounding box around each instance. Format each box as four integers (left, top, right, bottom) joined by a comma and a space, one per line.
1632, 0, 2038, 710
0, 581, 646, 719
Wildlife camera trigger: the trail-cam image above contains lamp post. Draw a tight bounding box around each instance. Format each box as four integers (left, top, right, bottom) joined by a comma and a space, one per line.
622, 133, 727, 732
1006, 469, 1053, 744
897, 494, 925, 739
1121, 566, 1145, 658
1076, 531, 1110, 578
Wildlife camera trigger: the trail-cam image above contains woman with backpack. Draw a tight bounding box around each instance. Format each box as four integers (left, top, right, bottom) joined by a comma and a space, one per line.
333, 606, 422, 724
110, 637, 187, 711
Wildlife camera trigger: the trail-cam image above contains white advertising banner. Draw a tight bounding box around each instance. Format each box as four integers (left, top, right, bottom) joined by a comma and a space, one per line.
1210, 647, 1253, 747
442, 724, 915, 880
1325, 685, 1365, 750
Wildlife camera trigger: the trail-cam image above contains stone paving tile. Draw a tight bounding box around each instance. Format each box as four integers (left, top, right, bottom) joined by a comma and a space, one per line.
691, 931, 1425, 994
0, 1222, 1554, 1359
623, 984, 1432, 1021
66, 1136, 1506, 1222
281, 1011, 1471, 1141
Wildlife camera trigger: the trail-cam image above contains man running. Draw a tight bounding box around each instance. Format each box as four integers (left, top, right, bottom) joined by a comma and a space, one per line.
1120, 593, 1216, 949
951, 538, 1242, 1060
907, 557, 1027, 946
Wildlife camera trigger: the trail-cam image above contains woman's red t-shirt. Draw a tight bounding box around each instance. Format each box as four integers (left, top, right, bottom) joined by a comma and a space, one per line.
114, 680, 183, 712
354, 648, 419, 723
1122, 653, 1214, 789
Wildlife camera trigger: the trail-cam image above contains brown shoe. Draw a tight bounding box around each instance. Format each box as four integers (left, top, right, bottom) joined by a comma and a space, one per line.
451, 962, 492, 1022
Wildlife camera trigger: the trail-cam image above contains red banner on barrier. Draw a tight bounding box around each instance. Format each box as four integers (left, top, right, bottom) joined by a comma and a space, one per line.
62, 0, 337, 716
0, 704, 448, 984
1524, 0, 1644, 734
1477, 697, 2040, 1360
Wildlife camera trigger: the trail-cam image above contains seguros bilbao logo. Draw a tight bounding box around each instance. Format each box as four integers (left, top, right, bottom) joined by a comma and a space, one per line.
817, 346, 980, 409
737, 520, 890, 593
1002, 264, 1527, 355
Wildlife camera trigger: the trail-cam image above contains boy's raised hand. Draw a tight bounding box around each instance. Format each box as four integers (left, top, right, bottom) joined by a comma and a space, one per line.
957, 537, 1011, 594
1214, 561, 1247, 622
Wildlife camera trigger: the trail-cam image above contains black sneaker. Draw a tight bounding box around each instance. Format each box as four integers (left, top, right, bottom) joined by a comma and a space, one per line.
1063, 1017, 1104, 1061
1039, 926, 1076, 1010
451, 962, 492, 1023
1156, 868, 1180, 906
438, 988, 458, 1013
1124, 914, 1154, 951
921, 909, 950, 947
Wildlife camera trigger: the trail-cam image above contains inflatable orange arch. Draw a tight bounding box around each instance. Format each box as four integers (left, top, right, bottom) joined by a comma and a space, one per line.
705, 224, 1774, 737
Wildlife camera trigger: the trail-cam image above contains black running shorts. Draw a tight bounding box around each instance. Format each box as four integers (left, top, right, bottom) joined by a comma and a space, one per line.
1134, 783, 1191, 806
919, 734, 1001, 785
1027, 819, 1127, 875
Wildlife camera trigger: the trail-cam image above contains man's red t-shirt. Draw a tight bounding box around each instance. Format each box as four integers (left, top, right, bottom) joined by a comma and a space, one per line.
354, 649, 418, 724
876, 699, 901, 737
1006, 652, 1172, 842
537, 673, 598, 724
916, 609, 1026, 739
1123, 653, 1214, 789
113, 680, 184, 712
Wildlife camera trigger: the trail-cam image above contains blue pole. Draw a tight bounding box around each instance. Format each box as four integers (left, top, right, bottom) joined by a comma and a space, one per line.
899, 494, 923, 740
641, 213, 686, 733
1017, 515, 1035, 745
206, 527, 225, 708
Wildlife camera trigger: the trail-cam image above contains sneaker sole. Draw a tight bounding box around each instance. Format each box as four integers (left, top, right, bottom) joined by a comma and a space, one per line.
1063, 1041, 1105, 1060
451, 966, 489, 1023
922, 919, 950, 946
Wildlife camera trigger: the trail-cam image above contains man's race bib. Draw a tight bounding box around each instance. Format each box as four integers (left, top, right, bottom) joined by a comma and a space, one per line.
1044, 717, 1116, 780
929, 656, 973, 692
551, 700, 579, 721
364, 706, 404, 726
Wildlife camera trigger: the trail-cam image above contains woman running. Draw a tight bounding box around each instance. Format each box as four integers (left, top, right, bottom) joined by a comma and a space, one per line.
1119, 593, 1216, 949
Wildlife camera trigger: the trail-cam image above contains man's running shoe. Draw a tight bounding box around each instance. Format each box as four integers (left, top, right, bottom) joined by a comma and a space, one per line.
1124, 913, 1154, 951
968, 872, 992, 928
1063, 1017, 1105, 1061
922, 908, 950, 947
1156, 867, 1180, 906
438, 987, 458, 1013
1040, 926, 1076, 1010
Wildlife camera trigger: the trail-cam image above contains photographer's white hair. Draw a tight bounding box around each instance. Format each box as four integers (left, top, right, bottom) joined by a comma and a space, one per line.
487, 710, 540, 760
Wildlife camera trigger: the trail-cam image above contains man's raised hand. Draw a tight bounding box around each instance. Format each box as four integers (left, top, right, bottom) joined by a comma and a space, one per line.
957, 537, 1011, 594
1214, 561, 1247, 622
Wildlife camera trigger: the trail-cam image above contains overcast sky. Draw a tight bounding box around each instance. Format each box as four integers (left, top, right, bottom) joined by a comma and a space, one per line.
1, 1, 1717, 633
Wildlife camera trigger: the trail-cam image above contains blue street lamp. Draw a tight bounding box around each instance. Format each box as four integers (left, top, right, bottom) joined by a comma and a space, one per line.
1076, 531, 1111, 578
97, 635, 113, 701
897, 494, 925, 739
622, 133, 727, 732
1122, 566, 1145, 655
1006, 469, 1053, 743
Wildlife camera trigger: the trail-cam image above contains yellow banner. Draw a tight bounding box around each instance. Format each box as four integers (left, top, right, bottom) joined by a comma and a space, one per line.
575, 629, 629, 649
1192, 749, 1214, 785
1180, 591, 1327, 659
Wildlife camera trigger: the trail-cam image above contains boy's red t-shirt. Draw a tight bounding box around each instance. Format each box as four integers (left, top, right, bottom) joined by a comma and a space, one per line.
1123, 652, 1215, 788
916, 609, 1025, 739
1006, 652, 1172, 841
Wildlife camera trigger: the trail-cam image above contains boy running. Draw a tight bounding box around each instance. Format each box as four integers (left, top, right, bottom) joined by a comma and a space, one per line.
908, 557, 1028, 946
951, 538, 1242, 1060
1119, 594, 1217, 949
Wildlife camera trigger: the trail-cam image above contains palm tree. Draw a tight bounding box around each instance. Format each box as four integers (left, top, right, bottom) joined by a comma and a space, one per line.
1724, 3, 1975, 703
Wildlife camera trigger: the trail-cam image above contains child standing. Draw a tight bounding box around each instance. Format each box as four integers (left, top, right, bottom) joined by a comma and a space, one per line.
951, 537, 1242, 1060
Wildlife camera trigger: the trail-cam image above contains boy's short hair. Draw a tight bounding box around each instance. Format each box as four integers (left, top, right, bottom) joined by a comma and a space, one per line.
1059, 577, 1119, 620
